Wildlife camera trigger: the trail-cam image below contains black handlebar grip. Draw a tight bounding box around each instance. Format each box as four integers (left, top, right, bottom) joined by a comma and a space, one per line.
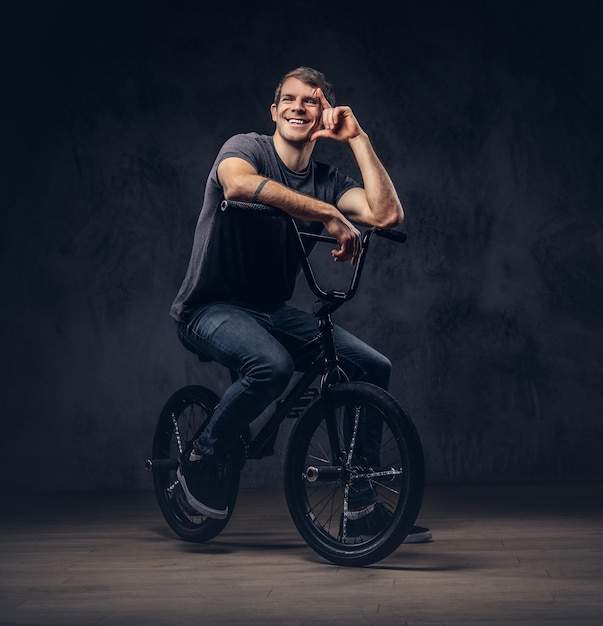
220, 200, 284, 216
375, 229, 408, 244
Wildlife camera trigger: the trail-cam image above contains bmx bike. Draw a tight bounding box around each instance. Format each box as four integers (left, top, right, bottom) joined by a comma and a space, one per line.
146, 200, 425, 567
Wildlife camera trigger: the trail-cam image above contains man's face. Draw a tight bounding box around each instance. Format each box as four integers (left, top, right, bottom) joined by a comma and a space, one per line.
271, 77, 323, 144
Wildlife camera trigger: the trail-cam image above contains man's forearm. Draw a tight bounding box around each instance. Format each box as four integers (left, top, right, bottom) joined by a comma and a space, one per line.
348, 132, 404, 226
237, 175, 339, 224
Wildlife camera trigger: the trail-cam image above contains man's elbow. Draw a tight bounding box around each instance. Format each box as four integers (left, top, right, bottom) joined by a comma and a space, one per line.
377, 203, 404, 229
222, 178, 249, 202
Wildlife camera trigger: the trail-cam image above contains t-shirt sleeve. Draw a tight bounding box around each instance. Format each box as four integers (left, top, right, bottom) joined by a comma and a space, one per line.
312, 161, 362, 207
334, 170, 362, 205
214, 133, 266, 173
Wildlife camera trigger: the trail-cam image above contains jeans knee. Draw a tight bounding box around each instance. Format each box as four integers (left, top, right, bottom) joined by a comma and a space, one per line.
359, 352, 392, 389
375, 354, 392, 389
244, 352, 294, 397
272, 356, 295, 394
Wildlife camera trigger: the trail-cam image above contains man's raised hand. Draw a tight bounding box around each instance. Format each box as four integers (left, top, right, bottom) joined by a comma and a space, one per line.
310, 88, 362, 143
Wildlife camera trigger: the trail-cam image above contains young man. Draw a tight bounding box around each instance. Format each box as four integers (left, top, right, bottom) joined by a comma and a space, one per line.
170, 67, 431, 543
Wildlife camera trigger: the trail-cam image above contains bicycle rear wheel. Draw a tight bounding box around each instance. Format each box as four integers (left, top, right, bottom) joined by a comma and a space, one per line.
150, 385, 242, 543
284, 382, 425, 567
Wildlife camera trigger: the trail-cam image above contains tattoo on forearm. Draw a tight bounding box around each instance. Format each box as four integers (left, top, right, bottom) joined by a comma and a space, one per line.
252, 178, 269, 204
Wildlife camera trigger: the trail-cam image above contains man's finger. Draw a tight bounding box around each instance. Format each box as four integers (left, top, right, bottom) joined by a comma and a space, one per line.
310, 128, 328, 142
316, 88, 332, 109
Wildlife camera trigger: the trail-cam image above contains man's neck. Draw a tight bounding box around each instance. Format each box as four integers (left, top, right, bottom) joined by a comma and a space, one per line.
272, 133, 315, 173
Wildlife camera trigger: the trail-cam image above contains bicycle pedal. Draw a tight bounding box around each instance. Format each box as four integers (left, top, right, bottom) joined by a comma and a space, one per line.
288, 388, 320, 417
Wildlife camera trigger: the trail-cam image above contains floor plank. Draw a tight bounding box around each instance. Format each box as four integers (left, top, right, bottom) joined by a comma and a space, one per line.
1, 484, 602, 625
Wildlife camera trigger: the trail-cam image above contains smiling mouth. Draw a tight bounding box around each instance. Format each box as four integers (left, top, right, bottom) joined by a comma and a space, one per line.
286, 118, 309, 126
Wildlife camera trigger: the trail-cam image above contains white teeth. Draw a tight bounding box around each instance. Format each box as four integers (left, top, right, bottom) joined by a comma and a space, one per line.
288, 119, 306, 125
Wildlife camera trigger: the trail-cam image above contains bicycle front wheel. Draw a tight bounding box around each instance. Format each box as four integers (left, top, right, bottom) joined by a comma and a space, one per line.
150, 385, 242, 543
284, 382, 425, 567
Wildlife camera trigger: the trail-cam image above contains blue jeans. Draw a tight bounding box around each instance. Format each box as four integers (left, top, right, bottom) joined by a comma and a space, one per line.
176, 302, 392, 460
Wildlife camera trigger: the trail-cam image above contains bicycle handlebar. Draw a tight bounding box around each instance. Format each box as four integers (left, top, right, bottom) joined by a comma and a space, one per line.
221, 200, 286, 218
220, 200, 407, 244
374, 228, 407, 244
220, 199, 407, 309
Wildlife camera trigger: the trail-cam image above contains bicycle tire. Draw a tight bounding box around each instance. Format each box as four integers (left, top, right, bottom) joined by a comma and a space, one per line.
284, 382, 425, 567
151, 385, 243, 543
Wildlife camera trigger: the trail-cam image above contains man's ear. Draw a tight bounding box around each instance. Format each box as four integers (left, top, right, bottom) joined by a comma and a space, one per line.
270, 103, 277, 122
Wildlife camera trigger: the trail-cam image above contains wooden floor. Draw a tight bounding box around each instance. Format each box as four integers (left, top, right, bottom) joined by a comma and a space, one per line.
1, 484, 602, 625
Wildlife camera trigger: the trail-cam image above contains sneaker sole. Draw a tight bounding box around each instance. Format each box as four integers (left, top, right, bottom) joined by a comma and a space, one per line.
403, 528, 432, 544
176, 468, 228, 520
344, 502, 376, 520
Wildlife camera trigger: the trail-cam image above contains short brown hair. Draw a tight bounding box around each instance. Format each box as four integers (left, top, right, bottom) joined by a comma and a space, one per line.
273, 67, 336, 106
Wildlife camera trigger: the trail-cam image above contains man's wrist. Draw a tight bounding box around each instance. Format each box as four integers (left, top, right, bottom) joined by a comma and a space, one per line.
348, 130, 369, 146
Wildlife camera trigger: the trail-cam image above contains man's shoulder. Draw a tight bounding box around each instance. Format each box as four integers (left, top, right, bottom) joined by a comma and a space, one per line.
223, 132, 271, 148
217, 133, 274, 163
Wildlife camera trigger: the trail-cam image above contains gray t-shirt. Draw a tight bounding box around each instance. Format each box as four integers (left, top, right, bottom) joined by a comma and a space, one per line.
170, 132, 361, 322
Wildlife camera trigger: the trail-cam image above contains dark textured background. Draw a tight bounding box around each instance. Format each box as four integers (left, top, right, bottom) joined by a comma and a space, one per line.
2, 0, 602, 491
